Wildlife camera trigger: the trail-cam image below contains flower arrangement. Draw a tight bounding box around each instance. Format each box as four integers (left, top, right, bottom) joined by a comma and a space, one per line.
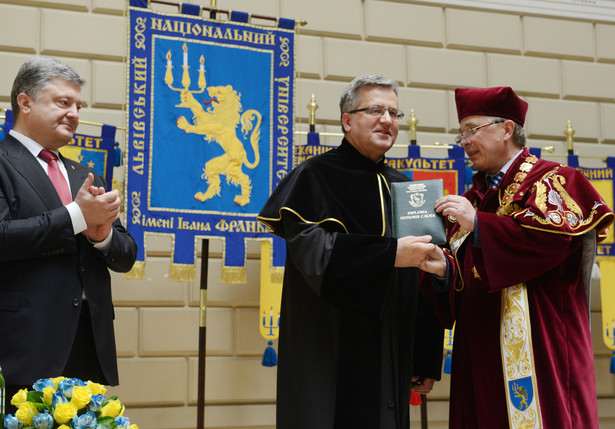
3, 377, 138, 429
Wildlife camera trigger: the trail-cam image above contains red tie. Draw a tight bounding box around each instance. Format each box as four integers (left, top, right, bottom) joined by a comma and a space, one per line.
39, 149, 72, 205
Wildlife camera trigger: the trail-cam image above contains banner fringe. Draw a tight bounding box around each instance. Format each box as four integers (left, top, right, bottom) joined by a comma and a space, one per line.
221, 266, 246, 284
169, 264, 196, 282
270, 267, 284, 283
124, 261, 146, 279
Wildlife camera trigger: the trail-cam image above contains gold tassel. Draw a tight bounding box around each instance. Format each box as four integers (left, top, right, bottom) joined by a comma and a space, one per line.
169, 263, 196, 282
221, 266, 246, 284
124, 261, 146, 279
270, 267, 284, 283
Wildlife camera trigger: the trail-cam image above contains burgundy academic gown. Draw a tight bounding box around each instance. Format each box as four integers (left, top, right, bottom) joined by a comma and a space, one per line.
442, 148, 614, 429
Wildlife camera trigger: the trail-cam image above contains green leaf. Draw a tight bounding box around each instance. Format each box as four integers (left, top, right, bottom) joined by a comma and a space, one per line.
26, 391, 43, 403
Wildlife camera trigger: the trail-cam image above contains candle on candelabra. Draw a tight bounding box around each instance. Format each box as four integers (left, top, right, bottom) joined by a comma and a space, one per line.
269, 307, 274, 326
199, 55, 205, 72
183, 43, 188, 66
166, 51, 172, 67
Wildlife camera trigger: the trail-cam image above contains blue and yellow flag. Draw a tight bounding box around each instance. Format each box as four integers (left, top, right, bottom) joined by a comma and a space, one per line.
59, 125, 116, 191
125, 1, 295, 282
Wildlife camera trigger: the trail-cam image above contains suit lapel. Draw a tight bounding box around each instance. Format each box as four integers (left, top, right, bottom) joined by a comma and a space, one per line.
60, 153, 89, 199
3, 135, 63, 209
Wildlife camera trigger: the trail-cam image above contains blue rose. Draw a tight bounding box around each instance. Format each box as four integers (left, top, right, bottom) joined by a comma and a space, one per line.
32, 411, 54, 429
73, 411, 98, 429
58, 379, 78, 398
115, 416, 130, 429
88, 394, 106, 412
4, 414, 24, 429
51, 391, 68, 407
32, 378, 54, 392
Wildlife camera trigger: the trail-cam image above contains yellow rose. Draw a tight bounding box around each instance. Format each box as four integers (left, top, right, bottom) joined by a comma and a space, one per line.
51, 376, 67, 389
129, 425, 139, 429
87, 380, 107, 396
53, 402, 78, 424
43, 386, 56, 405
15, 401, 38, 426
10, 388, 28, 408
100, 399, 124, 418
58, 426, 71, 429
71, 386, 92, 409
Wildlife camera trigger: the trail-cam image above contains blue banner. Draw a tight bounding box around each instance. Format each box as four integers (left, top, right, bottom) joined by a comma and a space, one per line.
60, 125, 117, 191
125, 4, 295, 282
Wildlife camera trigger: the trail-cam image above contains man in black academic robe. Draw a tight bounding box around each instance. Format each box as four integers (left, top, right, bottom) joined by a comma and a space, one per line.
258, 75, 451, 429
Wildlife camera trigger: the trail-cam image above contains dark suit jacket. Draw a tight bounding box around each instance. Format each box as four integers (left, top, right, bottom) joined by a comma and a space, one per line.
0, 133, 137, 386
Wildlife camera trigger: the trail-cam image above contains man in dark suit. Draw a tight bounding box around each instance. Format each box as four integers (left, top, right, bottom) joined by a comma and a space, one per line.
0, 56, 137, 408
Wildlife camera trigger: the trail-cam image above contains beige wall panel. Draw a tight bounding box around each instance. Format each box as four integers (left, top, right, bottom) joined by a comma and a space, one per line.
92, 0, 126, 15
411, 399, 449, 426
573, 142, 615, 168
297, 79, 347, 121
196, 357, 277, 402
524, 17, 594, 60
202, 0, 279, 17
0, 5, 39, 53
144, 233, 173, 253
365, 1, 444, 46
79, 108, 124, 130
282, 0, 363, 38
198, 257, 260, 306
596, 24, 615, 63
562, 61, 615, 101
596, 356, 615, 396
598, 399, 615, 422
237, 307, 277, 356
92, 60, 125, 108
0, 53, 36, 100
140, 307, 204, 356
407, 46, 486, 89
525, 97, 599, 141
202, 403, 276, 428
111, 405, 196, 429
398, 87, 449, 132
9, 0, 88, 10
297, 35, 323, 78
487, 54, 561, 97
111, 257, 189, 306
324, 39, 405, 83
41, 9, 124, 60
111, 357, 188, 405
601, 103, 615, 143
114, 307, 139, 357
446, 9, 521, 54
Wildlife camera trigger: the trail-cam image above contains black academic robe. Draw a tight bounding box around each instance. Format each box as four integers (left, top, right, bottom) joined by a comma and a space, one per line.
258, 139, 444, 429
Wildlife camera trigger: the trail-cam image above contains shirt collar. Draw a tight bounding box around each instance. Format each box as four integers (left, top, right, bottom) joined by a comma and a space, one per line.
499, 149, 523, 175
9, 129, 60, 158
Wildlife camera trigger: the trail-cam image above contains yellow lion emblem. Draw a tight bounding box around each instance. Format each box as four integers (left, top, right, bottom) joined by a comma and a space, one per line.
175, 85, 261, 206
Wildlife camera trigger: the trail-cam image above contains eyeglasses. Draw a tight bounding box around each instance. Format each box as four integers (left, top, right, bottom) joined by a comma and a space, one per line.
348, 105, 405, 121
455, 119, 505, 144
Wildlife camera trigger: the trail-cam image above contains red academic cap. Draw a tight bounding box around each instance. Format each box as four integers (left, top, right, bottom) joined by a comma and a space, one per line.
454, 86, 528, 126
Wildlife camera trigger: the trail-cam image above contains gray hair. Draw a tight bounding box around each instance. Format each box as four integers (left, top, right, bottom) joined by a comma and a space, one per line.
339, 75, 399, 133
490, 116, 526, 148
11, 56, 86, 122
